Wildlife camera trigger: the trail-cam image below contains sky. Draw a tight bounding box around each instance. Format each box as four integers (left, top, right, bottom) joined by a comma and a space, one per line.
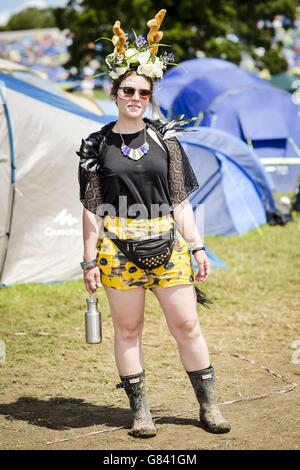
0, 0, 69, 25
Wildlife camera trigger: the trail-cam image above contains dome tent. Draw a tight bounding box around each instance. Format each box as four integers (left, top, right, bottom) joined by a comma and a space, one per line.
157, 58, 300, 192
0, 71, 226, 285
0, 71, 111, 286
180, 126, 277, 216
156, 58, 265, 118
178, 127, 276, 235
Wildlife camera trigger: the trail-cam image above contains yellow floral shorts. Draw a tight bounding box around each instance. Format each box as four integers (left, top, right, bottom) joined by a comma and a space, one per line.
96, 215, 194, 290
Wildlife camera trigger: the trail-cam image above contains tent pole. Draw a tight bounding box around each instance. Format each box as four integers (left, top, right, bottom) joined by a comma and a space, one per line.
223, 157, 263, 235
288, 137, 300, 158
0, 82, 16, 283
0, 184, 15, 282
247, 139, 254, 150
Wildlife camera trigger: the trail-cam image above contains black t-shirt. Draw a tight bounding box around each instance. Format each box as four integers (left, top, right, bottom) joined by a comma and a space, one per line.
100, 126, 172, 219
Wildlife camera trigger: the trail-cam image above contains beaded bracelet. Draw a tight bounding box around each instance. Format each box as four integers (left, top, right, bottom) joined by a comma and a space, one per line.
188, 240, 203, 251
192, 247, 206, 255
80, 258, 98, 270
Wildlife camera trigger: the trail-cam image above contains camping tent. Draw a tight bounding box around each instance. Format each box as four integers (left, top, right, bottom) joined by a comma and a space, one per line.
180, 126, 276, 216
178, 129, 271, 235
2, 70, 274, 283
155, 58, 265, 118
0, 71, 109, 286
0, 58, 104, 116
206, 86, 300, 193
157, 58, 300, 192
1, 72, 228, 286
270, 72, 300, 93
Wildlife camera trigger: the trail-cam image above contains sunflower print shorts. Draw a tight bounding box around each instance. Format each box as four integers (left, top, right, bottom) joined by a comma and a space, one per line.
96, 214, 195, 290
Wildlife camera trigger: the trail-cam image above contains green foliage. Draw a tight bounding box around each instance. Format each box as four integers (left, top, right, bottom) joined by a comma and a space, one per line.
1, 0, 299, 74
56, 0, 298, 73
204, 38, 243, 65
233, 0, 297, 46
4, 7, 56, 31
257, 47, 289, 74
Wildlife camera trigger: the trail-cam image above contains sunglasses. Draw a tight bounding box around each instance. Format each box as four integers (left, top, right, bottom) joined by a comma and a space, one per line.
118, 86, 152, 99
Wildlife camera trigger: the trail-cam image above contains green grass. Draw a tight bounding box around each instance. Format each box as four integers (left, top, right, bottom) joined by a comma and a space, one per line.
93, 89, 111, 100
1, 212, 299, 361
0, 213, 299, 449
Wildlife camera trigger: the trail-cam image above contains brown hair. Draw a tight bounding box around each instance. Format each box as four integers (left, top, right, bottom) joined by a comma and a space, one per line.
110, 71, 154, 104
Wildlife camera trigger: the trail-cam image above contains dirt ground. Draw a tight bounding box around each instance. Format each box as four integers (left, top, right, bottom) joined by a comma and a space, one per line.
0, 287, 299, 451
1, 221, 300, 450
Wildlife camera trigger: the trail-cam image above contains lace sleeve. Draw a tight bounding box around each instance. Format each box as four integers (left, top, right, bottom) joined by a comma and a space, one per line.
145, 118, 199, 208
166, 137, 199, 208
76, 132, 104, 215
78, 166, 104, 215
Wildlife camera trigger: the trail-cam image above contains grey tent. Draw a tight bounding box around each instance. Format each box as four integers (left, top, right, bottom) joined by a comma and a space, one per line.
0, 71, 104, 285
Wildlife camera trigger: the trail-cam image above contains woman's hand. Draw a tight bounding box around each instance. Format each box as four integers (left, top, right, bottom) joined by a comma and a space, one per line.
194, 250, 211, 282
83, 266, 102, 293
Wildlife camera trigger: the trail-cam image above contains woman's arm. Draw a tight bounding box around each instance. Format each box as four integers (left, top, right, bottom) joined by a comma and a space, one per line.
173, 199, 211, 282
83, 207, 103, 260
173, 199, 203, 248
82, 208, 103, 293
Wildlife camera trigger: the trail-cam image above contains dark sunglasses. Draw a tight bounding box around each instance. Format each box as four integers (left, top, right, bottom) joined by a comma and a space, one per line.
118, 86, 152, 99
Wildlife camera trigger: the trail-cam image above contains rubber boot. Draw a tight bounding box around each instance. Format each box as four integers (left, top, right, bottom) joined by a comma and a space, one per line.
117, 371, 156, 438
187, 365, 231, 434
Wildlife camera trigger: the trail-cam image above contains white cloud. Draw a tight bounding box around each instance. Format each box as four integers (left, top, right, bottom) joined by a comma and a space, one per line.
0, 11, 11, 25
19, 1, 48, 10
0, 2, 47, 26
0, 1, 68, 25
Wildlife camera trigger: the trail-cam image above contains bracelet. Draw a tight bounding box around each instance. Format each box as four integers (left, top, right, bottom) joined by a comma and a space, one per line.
188, 239, 203, 251
80, 258, 98, 270
192, 246, 206, 255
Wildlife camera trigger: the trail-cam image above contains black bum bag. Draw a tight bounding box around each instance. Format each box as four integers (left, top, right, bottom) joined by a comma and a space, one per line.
103, 225, 213, 308
104, 225, 176, 271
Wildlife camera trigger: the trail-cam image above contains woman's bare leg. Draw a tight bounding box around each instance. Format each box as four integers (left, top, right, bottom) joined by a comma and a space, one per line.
150, 284, 210, 371
103, 284, 156, 437
151, 284, 230, 433
103, 285, 146, 376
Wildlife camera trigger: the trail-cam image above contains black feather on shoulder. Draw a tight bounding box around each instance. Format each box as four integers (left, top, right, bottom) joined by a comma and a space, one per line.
76, 122, 115, 173
156, 115, 198, 140
76, 132, 102, 172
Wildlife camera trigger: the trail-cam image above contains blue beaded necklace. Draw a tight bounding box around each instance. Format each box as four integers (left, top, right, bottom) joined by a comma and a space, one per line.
116, 124, 149, 161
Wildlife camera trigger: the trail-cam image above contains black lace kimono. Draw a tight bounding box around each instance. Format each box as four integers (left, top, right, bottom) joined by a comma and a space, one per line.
77, 118, 199, 216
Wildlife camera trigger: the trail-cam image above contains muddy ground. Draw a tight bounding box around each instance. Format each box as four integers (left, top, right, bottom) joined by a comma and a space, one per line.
1, 223, 300, 450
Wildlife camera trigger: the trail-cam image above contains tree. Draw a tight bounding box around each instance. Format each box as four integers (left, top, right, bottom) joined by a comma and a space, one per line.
258, 47, 289, 74
56, 0, 244, 69
233, 0, 298, 48
55, 0, 156, 69
7, 0, 298, 74
4, 7, 56, 30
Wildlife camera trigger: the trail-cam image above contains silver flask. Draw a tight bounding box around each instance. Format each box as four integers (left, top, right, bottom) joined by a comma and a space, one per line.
85, 295, 102, 344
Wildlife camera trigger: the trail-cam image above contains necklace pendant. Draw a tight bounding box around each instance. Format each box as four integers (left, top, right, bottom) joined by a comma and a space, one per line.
121, 141, 149, 160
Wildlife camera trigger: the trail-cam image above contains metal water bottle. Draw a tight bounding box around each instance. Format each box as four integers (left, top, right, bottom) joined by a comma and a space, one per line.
85, 295, 102, 344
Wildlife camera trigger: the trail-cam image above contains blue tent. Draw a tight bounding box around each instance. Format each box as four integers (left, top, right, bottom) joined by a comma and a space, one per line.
182, 127, 277, 215
156, 58, 265, 117
178, 128, 271, 235
0, 70, 227, 282
157, 58, 300, 192
207, 86, 300, 193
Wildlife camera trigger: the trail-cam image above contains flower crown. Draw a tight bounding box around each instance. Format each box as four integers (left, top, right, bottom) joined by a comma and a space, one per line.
96, 9, 175, 80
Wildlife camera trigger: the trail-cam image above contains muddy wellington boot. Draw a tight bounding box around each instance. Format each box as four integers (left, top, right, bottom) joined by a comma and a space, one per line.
117, 371, 156, 438
187, 366, 231, 434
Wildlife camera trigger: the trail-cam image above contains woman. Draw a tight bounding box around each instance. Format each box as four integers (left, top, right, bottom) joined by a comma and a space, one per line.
77, 11, 230, 438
